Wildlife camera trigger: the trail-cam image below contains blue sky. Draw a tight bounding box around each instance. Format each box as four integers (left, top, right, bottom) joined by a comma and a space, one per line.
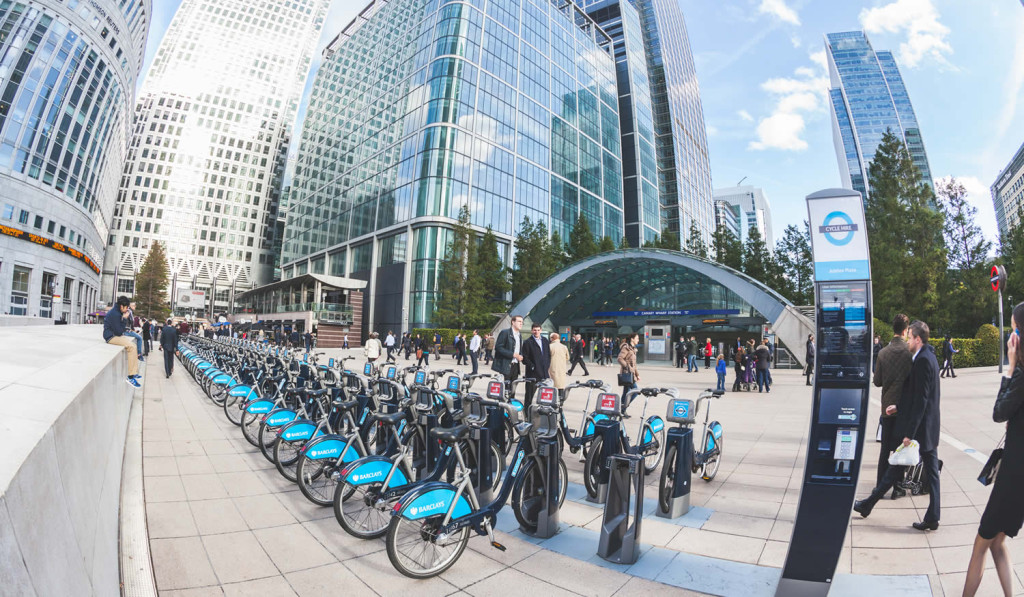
142, 0, 1023, 245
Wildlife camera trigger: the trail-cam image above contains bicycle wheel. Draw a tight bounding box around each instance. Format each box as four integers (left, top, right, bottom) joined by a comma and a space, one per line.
487, 440, 506, 493
385, 513, 470, 579
512, 456, 567, 534
659, 444, 677, 512
223, 393, 245, 426
335, 480, 392, 539
583, 436, 603, 498
241, 411, 262, 446
210, 383, 229, 406
642, 423, 666, 475
274, 438, 303, 482
258, 421, 279, 463
502, 418, 515, 456
701, 433, 722, 481
295, 453, 333, 506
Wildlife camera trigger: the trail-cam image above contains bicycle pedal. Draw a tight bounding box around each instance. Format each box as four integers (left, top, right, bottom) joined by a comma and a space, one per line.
490, 541, 507, 552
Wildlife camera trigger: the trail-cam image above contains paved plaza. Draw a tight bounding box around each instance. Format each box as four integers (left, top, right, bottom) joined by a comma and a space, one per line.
138, 350, 1024, 596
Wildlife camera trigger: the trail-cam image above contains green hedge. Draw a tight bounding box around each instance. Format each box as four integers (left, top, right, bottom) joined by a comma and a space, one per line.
925, 325, 1000, 368
975, 324, 1000, 366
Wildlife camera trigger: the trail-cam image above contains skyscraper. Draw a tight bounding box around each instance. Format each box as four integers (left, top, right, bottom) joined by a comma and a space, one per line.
826, 31, 933, 199
583, 0, 713, 246
102, 0, 330, 315
0, 0, 150, 321
992, 141, 1024, 238
712, 185, 773, 248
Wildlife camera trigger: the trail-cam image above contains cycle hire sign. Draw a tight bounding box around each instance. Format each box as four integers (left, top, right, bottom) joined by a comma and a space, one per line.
807, 191, 869, 282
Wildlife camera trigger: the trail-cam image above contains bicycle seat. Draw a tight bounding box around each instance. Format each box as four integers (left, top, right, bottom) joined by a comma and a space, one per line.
332, 398, 360, 412
513, 422, 534, 437
712, 390, 724, 397
430, 424, 470, 443
303, 389, 329, 398
370, 410, 405, 425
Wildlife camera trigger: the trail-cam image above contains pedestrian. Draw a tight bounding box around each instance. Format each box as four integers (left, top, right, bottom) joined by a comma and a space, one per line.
343, 334, 349, 350
963, 303, 1024, 597
455, 333, 467, 365
604, 338, 613, 367
567, 333, 590, 376
469, 330, 482, 375
715, 354, 727, 392
805, 334, 815, 386
548, 332, 570, 400
433, 331, 442, 359
415, 334, 429, 367
521, 323, 550, 407
364, 332, 383, 363
402, 333, 412, 360
940, 334, 958, 378
142, 319, 152, 356
872, 334, 883, 373
854, 320, 941, 531
704, 338, 712, 369
385, 330, 396, 360
492, 315, 524, 389
104, 296, 141, 387
124, 302, 144, 362
304, 331, 313, 352
675, 335, 686, 369
485, 333, 495, 365
159, 318, 179, 378
872, 314, 912, 494
755, 340, 771, 392
617, 333, 640, 412
688, 336, 698, 372
289, 328, 301, 348
732, 346, 746, 391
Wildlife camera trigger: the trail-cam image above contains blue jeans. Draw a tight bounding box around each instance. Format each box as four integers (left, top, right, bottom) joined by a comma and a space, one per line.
687, 355, 696, 371
125, 331, 143, 356
756, 369, 770, 392
716, 372, 726, 391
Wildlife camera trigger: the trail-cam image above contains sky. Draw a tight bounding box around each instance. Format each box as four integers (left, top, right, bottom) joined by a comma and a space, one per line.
141, 0, 1023, 246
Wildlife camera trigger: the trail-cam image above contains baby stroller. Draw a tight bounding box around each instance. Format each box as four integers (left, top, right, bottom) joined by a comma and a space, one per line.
738, 353, 756, 391
895, 458, 943, 497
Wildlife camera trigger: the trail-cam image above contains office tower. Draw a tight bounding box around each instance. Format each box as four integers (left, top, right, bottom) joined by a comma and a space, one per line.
826, 31, 933, 199
992, 141, 1024, 238
282, 0, 626, 332
712, 185, 773, 248
102, 0, 330, 315
584, 0, 713, 246
0, 0, 150, 321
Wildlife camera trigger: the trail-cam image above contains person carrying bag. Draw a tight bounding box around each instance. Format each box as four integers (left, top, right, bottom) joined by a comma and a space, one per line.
617, 333, 640, 413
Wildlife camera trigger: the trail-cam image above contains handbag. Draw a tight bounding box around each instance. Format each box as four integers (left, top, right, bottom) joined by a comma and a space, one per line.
888, 440, 921, 467
416, 348, 423, 359
617, 371, 634, 386
978, 434, 1006, 486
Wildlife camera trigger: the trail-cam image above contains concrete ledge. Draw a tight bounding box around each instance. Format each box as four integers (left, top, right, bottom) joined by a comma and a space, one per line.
0, 315, 54, 327
0, 325, 135, 596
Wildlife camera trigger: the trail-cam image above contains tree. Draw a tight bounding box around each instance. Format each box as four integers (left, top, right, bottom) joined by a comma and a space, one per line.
618, 235, 631, 250
432, 207, 476, 328
774, 222, 814, 304
135, 241, 170, 320
567, 214, 599, 262
865, 130, 946, 324
712, 223, 743, 271
473, 226, 510, 321
512, 218, 550, 303
547, 230, 567, 271
938, 177, 994, 335
684, 220, 709, 259
741, 226, 774, 286
599, 236, 616, 252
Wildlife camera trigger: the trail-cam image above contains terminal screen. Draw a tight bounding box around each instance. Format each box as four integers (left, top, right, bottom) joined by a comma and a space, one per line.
672, 400, 690, 420
414, 370, 426, 385
817, 388, 863, 424
816, 282, 871, 381
487, 381, 503, 398
537, 387, 556, 405
386, 366, 396, 380
363, 363, 373, 375
328, 358, 335, 367
447, 376, 460, 392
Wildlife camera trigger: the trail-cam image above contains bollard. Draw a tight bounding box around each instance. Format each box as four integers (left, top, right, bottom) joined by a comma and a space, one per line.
586, 418, 620, 505
657, 426, 693, 518
597, 452, 645, 565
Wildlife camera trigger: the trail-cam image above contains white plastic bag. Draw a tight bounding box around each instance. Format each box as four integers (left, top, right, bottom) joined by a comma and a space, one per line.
888, 440, 921, 467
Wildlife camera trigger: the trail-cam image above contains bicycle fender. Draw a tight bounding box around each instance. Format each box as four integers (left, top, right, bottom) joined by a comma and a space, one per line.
279, 419, 323, 442
706, 421, 723, 451
393, 482, 472, 520
229, 385, 257, 399
244, 398, 275, 414
643, 416, 665, 443
212, 373, 234, 385
585, 413, 609, 436
263, 408, 297, 428
300, 435, 360, 463
196, 362, 212, 370
340, 456, 408, 486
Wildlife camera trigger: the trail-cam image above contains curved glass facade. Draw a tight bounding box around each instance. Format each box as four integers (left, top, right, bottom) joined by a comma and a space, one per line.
0, 0, 149, 321
283, 0, 624, 332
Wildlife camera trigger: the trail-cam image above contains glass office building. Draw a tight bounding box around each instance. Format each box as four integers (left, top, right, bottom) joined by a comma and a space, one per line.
826, 31, 933, 199
0, 0, 149, 321
282, 0, 627, 332
992, 142, 1024, 238
102, 0, 330, 315
712, 185, 773, 248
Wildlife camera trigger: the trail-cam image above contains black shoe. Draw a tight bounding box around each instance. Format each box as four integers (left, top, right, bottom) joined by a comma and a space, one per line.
853, 499, 875, 518
891, 487, 906, 499
912, 521, 939, 531
951, 374, 957, 378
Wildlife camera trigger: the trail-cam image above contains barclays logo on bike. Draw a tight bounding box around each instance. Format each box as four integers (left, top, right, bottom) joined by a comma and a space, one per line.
309, 448, 338, 458
353, 471, 383, 482
409, 501, 445, 516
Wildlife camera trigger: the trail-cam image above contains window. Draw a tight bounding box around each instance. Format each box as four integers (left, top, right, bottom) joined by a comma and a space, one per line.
34, 215, 43, 229
10, 266, 30, 316
40, 272, 57, 319
19, 210, 28, 225
1, 204, 11, 220
117, 279, 135, 294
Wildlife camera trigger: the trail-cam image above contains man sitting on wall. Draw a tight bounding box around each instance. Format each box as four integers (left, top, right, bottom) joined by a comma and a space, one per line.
104, 296, 141, 388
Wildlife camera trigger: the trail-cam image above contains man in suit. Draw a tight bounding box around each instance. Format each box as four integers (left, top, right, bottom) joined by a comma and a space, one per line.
159, 318, 180, 378
805, 333, 815, 386
567, 333, 589, 376
491, 315, 523, 386
873, 314, 912, 494
520, 323, 550, 407
854, 320, 941, 530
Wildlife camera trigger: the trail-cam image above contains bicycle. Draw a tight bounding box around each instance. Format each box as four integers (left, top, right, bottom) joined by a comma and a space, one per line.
583, 387, 667, 498
659, 388, 724, 515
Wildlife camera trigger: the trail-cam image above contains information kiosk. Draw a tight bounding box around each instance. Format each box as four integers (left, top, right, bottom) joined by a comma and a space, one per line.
777, 188, 872, 597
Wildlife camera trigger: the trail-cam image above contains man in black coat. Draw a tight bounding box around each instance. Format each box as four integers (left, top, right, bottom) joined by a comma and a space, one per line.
159, 318, 179, 378
520, 323, 550, 407
805, 334, 815, 386
854, 320, 941, 530
491, 315, 523, 383
567, 333, 589, 376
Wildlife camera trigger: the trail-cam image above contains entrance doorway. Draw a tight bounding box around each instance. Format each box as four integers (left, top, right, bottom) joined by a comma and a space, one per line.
645, 322, 670, 362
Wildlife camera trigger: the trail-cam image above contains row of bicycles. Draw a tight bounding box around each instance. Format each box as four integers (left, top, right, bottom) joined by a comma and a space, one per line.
174, 335, 725, 578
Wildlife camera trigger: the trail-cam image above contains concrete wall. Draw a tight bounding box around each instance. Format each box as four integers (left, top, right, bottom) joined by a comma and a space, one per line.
0, 325, 133, 596
0, 315, 55, 327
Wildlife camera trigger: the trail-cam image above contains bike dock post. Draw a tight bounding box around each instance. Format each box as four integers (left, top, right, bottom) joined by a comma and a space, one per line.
658, 398, 695, 519
597, 452, 645, 565
587, 393, 623, 505
523, 386, 561, 538
472, 417, 494, 504
485, 380, 507, 455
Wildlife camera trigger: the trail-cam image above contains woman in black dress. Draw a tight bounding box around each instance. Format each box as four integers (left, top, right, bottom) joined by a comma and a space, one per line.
964, 302, 1024, 597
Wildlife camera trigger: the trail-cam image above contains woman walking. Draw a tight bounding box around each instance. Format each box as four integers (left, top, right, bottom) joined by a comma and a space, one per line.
732, 346, 746, 392
548, 333, 570, 401
963, 303, 1024, 597
617, 333, 640, 412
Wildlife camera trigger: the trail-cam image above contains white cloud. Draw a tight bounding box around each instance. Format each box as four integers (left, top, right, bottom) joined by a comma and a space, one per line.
737, 109, 754, 122
758, 0, 800, 26
706, 124, 720, 137
749, 52, 830, 151
859, 0, 952, 69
